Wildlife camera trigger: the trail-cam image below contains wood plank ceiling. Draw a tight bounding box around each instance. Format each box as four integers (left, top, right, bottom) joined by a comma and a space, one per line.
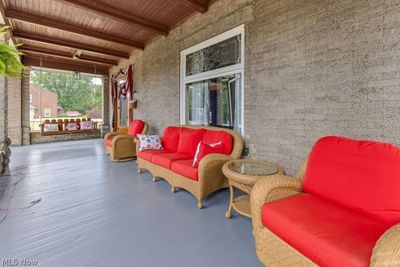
0, 0, 210, 75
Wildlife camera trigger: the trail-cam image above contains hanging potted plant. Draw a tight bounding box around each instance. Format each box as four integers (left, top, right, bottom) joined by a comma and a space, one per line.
0, 25, 24, 175
0, 26, 24, 77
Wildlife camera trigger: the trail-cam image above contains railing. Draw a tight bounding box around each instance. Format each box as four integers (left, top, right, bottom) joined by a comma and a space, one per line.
30, 117, 103, 132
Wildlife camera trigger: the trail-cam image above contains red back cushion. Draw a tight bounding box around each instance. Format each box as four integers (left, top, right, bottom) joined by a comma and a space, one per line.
202, 130, 233, 155
192, 141, 225, 167
177, 128, 206, 157
128, 120, 144, 136
161, 127, 181, 152
303, 136, 400, 225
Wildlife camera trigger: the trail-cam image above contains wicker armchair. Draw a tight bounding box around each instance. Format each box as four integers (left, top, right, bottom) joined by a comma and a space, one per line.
104, 120, 148, 161
251, 137, 400, 267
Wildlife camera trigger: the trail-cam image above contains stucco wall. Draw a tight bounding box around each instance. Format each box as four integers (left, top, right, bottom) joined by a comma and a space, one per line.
110, 0, 400, 174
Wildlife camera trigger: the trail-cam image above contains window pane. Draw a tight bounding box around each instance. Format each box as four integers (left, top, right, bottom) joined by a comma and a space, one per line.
185, 35, 241, 76
185, 74, 242, 133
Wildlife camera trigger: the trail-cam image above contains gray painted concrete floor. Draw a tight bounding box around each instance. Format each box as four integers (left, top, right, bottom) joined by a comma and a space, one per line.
0, 139, 262, 267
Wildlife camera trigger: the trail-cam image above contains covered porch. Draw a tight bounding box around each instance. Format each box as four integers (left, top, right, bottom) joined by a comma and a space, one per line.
0, 0, 400, 266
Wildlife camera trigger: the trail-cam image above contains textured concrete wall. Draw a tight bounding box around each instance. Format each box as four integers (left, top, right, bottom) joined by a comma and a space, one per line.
30, 131, 100, 144
6, 70, 29, 146
7, 77, 21, 145
21, 69, 30, 145
245, 0, 400, 173
110, 0, 400, 174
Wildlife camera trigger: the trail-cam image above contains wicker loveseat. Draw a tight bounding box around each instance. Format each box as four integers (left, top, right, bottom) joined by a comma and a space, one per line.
104, 120, 148, 161
251, 136, 400, 267
137, 125, 243, 208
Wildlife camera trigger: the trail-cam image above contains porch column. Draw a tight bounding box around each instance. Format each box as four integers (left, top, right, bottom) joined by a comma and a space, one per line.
21, 68, 31, 145
0, 35, 11, 175
101, 74, 110, 136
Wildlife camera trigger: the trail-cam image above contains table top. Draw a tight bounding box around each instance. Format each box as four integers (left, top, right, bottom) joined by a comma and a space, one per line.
222, 159, 283, 186
229, 161, 279, 176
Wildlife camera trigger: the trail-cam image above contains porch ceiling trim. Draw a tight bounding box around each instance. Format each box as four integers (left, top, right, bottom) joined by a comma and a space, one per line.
175, 0, 208, 13
19, 45, 118, 66
13, 31, 130, 59
6, 9, 145, 49
57, 0, 169, 36
23, 56, 109, 75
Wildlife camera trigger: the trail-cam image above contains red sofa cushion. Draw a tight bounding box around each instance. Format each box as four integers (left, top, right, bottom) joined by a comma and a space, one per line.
192, 141, 225, 168
161, 126, 181, 152
177, 128, 206, 157
171, 160, 198, 181
202, 130, 233, 155
137, 150, 171, 162
127, 120, 144, 136
262, 193, 390, 267
151, 153, 192, 169
303, 136, 400, 225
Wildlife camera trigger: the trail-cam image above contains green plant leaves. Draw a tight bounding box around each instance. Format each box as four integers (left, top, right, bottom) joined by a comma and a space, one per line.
0, 26, 24, 78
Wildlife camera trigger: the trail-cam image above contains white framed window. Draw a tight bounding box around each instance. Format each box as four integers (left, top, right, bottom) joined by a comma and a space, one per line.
43, 108, 51, 118
180, 25, 245, 134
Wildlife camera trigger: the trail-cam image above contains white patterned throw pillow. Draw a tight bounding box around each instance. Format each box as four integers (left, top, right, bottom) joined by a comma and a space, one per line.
43, 123, 59, 132
137, 135, 163, 151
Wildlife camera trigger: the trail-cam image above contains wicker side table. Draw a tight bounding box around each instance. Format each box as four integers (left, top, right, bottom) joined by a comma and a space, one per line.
222, 159, 285, 218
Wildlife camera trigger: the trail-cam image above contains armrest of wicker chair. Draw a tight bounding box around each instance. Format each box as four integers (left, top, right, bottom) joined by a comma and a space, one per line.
370, 223, 400, 266
250, 175, 303, 233
112, 134, 136, 147
103, 131, 119, 146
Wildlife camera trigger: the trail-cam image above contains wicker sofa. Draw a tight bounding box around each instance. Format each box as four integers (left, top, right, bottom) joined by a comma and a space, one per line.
104, 120, 148, 161
137, 125, 243, 208
251, 136, 400, 267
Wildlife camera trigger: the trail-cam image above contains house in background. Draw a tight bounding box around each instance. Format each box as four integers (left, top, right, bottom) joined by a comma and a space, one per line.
30, 84, 58, 119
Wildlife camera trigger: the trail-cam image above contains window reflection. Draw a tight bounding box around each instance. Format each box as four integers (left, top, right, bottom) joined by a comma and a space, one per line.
185, 35, 241, 76
185, 74, 242, 133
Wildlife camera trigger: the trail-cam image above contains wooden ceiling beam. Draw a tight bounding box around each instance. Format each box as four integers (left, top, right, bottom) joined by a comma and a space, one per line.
0, 0, 16, 45
19, 45, 118, 66
58, 0, 169, 36
22, 55, 109, 75
6, 9, 145, 49
176, 0, 208, 13
13, 31, 130, 59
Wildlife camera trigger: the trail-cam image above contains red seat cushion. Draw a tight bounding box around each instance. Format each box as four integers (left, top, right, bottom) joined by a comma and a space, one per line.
127, 120, 144, 136
262, 194, 390, 267
161, 126, 181, 152
202, 130, 233, 155
106, 137, 113, 147
303, 136, 400, 225
151, 153, 192, 169
171, 160, 198, 181
177, 128, 206, 157
137, 150, 171, 162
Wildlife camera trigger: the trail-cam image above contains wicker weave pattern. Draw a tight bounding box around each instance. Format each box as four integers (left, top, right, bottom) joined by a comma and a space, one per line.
104, 122, 148, 161
251, 158, 400, 266
137, 125, 243, 208
370, 223, 400, 266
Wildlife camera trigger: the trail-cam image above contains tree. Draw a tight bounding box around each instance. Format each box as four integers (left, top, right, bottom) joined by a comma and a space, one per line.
30, 71, 103, 117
